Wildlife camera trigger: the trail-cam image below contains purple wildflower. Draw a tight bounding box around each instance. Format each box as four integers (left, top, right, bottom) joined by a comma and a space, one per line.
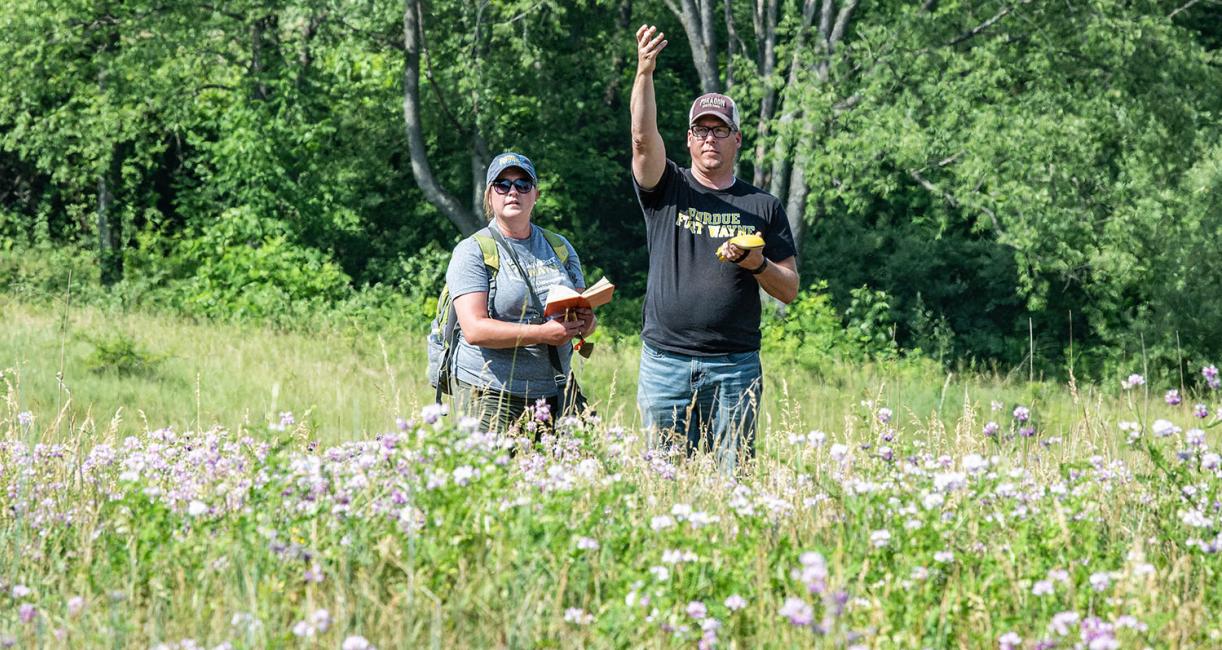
310, 608, 331, 632
1020, 426, 1036, 438
422, 403, 447, 424
1152, 419, 1179, 437
342, 637, 374, 650
724, 595, 747, 611
686, 601, 708, 619
998, 632, 1021, 650
452, 465, 476, 486
1121, 373, 1145, 389
17, 411, 33, 428
533, 398, 551, 423
304, 563, 325, 584
1165, 389, 1182, 406
1195, 403, 1210, 419
563, 608, 593, 625
983, 421, 1000, 437
778, 597, 813, 626
1013, 406, 1030, 423
1204, 365, 1220, 389
18, 604, 36, 624
1079, 616, 1119, 649
1048, 611, 1080, 636
876, 407, 892, 424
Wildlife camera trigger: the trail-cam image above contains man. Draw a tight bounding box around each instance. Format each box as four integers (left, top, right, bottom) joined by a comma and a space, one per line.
630, 24, 799, 473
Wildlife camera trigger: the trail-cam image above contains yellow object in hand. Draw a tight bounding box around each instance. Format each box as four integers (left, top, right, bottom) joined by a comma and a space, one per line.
716, 234, 765, 261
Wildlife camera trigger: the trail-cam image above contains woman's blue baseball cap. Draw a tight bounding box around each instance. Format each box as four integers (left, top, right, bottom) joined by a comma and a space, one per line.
485, 152, 538, 186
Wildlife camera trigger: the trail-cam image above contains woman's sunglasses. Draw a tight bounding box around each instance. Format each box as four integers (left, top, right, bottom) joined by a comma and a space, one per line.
491, 178, 535, 194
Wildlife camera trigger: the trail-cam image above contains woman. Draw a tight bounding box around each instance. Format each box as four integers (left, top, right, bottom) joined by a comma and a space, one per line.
445, 152, 596, 432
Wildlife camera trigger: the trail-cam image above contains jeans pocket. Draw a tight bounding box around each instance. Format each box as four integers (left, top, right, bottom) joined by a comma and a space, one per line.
641, 342, 669, 361
723, 350, 761, 372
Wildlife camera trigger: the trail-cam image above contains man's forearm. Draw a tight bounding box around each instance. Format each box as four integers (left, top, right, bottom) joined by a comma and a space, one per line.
630, 73, 659, 143
756, 258, 800, 304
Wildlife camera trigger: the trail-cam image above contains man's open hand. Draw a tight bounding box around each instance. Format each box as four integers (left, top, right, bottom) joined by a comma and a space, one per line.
636, 24, 667, 76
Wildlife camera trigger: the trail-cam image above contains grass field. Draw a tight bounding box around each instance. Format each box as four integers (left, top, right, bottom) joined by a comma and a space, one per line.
2, 297, 1220, 648
3, 297, 1077, 445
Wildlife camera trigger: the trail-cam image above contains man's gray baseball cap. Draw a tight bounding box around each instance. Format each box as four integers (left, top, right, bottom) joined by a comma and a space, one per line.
689, 93, 741, 131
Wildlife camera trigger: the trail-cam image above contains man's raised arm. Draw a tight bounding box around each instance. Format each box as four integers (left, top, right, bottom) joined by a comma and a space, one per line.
631, 24, 667, 191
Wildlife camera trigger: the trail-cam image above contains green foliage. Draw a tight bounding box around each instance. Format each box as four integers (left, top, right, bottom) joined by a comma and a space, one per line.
0, 243, 101, 303
844, 286, 899, 360
162, 207, 351, 323
794, 0, 1222, 372
761, 283, 851, 368
0, 0, 1219, 376
82, 331, 163, 377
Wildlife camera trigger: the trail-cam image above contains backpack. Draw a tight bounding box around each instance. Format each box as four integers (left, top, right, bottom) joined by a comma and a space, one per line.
427, 227, 572, 403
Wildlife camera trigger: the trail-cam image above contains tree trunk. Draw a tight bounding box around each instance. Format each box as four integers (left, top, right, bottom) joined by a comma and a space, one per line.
766, 0, 818, 202
470, 130, 490, 221
750, 0, 779, 188
96, 20, 122, 286
96, 167, 120, 285
402, 0, 482, 236
784, 131, 811, 248
665, 0, 719, 93
602, 0, 634, 107
250, 14, 278, 101
770, 0, 855, 241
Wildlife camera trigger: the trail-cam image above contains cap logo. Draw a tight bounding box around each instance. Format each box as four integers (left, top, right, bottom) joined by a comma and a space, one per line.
498, 155, 517, 166
698, 97, 727, 108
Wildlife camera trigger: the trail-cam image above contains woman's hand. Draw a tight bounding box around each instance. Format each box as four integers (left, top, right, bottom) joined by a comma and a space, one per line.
572, 307, 597, 337
536, 318, 582, 346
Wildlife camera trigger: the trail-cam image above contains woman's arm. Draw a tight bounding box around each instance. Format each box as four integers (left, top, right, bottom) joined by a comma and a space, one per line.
454, 292, 582, 348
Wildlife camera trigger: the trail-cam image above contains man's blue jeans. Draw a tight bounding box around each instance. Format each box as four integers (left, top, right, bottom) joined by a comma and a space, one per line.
637, 342, 762, 473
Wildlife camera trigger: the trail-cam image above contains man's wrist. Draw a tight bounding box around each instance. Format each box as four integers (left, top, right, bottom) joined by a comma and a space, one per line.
748, 258, 769, 275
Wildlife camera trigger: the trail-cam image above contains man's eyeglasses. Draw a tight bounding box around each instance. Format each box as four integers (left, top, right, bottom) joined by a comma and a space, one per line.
491, 178, 535, 194
690, 125, 734, 139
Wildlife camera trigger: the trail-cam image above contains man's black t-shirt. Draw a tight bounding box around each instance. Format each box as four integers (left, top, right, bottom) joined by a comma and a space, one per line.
634, 159, 797, 356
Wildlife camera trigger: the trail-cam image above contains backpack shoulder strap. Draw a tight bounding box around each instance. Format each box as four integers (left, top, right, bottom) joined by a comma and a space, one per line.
471, 230, 501, 319
539, 228, 570, 266
472, 233, 500, 274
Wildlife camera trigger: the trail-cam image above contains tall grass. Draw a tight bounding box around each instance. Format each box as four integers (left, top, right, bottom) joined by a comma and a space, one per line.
3, 298, 1085, 446
2, 296, 1219, 648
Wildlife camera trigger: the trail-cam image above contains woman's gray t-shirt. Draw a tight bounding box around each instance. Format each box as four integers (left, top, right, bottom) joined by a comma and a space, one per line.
446, 224, 584, 397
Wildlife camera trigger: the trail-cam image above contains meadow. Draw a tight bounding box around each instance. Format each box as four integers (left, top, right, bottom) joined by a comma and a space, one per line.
2, 298, 1220, 648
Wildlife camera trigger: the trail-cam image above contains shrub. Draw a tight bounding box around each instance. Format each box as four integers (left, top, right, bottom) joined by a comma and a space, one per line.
164, 207, 351, 324
83, 331, 162, 376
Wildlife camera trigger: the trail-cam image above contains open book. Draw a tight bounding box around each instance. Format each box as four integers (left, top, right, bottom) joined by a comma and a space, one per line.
544, 277, 615, 318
